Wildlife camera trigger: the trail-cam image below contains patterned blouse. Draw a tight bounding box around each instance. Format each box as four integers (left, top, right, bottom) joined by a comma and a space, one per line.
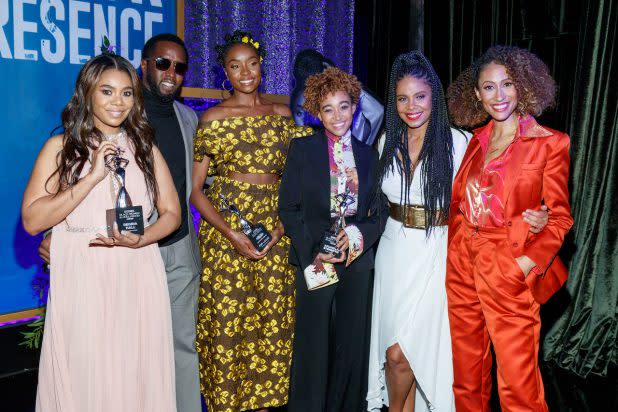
326, 129, 359, 217
194, 114, 311, 175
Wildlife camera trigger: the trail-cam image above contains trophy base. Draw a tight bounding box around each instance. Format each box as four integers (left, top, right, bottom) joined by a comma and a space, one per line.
319, 231, 341, 258
106, 206, 144, 237
247, 223, 272, 251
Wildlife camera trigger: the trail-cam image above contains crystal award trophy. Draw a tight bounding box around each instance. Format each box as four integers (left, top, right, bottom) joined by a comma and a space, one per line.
319, 189, 356, 258
219, 194, 272, 251
105, 148, 144, 237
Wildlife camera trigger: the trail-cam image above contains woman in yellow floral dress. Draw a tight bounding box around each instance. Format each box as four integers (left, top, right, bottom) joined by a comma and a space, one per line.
189, 30, 310, 412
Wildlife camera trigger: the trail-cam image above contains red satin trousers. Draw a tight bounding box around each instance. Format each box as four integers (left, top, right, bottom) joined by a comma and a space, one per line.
446, 223, 549, 412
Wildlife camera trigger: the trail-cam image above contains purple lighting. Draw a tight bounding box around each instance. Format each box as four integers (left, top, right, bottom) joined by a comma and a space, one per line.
0, 315, 41, 328
183, 0, 355, 95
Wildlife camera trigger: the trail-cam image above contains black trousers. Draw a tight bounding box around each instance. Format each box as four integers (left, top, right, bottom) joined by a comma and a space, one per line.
288, 264, 373, 412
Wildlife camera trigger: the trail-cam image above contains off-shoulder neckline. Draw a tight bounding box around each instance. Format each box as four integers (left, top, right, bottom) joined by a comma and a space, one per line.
199, 113, 294, 126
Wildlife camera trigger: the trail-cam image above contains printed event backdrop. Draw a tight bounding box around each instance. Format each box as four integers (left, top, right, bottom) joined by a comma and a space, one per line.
0, 0, 176, 314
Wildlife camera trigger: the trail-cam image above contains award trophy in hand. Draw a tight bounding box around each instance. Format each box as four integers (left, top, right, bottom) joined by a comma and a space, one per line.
219, 194, 272, 251
105, 148, 144, 236
319, 189, 356, 258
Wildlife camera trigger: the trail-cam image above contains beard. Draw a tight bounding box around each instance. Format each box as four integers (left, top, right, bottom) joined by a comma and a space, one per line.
146, 75, 178, 103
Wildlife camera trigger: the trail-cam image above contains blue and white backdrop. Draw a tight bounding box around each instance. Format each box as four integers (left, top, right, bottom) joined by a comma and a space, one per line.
0, 0, 176, 314
0, 0, 354, 316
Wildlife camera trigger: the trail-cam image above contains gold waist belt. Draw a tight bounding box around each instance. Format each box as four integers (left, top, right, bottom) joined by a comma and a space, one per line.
388, 202, 447, 229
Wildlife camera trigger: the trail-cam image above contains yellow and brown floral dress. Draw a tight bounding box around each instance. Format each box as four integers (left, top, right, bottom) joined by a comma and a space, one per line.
193, 114, 311, 412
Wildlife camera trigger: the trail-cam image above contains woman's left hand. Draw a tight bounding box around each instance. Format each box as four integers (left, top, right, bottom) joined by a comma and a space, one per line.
336, 229, 349, 252
316, 229, 350, 264
523, 205, 549, 234
255, 224, 284, 256
515, 255, 537, 278
90, 224, 142, 248
318, 252, 346, 264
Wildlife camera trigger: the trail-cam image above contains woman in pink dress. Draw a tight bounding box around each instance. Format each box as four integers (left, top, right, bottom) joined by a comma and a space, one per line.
22, 53, 180, 412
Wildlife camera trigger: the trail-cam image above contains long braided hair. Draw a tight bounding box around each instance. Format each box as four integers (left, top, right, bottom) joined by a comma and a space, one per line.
374, 50, 454, 234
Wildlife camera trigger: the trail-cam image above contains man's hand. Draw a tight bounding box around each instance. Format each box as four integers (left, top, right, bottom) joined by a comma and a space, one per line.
39, 233, 52, 264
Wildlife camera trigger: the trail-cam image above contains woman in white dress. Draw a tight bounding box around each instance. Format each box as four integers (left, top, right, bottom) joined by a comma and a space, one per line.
366, 51, 548, 412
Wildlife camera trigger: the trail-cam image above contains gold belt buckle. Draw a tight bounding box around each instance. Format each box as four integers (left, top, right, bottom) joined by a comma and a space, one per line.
403, 205, 426, 229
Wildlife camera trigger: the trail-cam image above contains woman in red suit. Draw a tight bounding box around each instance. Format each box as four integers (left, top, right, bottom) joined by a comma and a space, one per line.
445, 45, 573, 412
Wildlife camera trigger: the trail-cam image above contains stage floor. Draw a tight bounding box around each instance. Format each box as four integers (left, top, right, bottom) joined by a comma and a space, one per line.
1, 322, 616, 411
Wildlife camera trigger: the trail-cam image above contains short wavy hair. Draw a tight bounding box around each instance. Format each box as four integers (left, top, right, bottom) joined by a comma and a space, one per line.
303, 67, 362, 116
447, 45, 556, 128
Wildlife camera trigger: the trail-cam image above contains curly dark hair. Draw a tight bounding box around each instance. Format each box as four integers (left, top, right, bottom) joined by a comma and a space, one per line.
448, 45, 556, 128
374, 50, 454, 234
49, 54, 158, 204
302, 67, 362, 117
215, 30, 266, 65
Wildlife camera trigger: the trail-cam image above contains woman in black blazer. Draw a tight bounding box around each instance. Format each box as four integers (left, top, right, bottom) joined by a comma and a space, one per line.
279, 67, 386, 411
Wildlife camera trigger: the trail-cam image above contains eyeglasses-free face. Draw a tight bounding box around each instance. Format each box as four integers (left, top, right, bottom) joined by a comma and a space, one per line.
145, 57, 188, 76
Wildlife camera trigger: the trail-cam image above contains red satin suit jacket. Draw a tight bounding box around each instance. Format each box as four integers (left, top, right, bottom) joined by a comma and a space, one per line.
449, 115, 574, 287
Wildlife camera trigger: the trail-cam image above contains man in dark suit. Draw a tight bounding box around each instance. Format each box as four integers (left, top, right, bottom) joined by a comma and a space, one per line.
139, 33, 201, 412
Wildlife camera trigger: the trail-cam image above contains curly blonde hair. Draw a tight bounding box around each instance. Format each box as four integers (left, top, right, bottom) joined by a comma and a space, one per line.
303, 66, 362, 116
447, 45, 556, 128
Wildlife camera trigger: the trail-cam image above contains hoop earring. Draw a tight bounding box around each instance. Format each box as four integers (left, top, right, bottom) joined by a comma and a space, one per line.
222, 78, 233, 92
474, 99, 481, 111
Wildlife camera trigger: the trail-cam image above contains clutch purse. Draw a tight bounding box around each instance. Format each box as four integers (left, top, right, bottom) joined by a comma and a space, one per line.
303, 259, 339, 290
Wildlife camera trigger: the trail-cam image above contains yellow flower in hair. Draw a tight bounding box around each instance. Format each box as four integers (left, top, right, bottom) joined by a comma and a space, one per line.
241, 36, 249, 43
253, 41, 260, 49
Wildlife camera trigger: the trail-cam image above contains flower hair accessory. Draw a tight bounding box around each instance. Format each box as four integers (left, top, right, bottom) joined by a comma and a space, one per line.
215, 30, 266, 65
100, 35, 116, 56
241, 35, 262, 62
241, 36, 260, 50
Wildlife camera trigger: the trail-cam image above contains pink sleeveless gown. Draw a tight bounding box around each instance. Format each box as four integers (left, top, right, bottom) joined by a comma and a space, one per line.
36, 135, 176, 412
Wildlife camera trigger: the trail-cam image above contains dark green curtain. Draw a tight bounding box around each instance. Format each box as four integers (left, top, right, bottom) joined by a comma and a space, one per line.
353, 0, 425, 100
542, 0, 618, 378
423, 0, 617, 379
425, 0, 580, 129
355, 0, 617, 408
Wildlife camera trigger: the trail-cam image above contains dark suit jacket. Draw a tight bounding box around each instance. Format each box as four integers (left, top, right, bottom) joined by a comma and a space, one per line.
279, 129, 386, 273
